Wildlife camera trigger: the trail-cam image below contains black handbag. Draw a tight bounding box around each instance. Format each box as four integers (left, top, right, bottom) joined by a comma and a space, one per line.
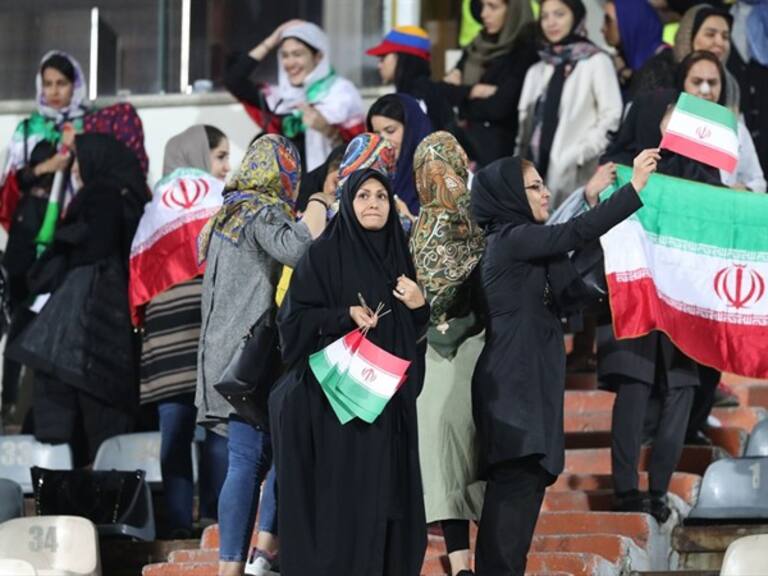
31, 467, 147, 525
214, 308, 283, 430
570, 238, 609, 314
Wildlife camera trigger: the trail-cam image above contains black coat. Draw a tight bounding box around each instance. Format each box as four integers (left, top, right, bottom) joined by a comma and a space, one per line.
270, 169, 428, 576
728, 49, 768, 174
458, 40, 539, 166
471, 158, 641, 477
7, 135, 145, 406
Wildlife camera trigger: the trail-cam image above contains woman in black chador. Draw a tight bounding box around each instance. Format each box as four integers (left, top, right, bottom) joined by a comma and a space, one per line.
270, 168, 429, 575
470, 149, 659, 575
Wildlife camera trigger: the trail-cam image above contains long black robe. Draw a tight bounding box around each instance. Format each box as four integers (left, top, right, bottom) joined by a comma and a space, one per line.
270, 169, 429, 576
470, 157, 642, 477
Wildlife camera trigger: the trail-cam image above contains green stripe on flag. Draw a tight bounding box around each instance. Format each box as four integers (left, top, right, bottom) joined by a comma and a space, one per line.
676, 92, 737, 131
602, 165, 768, 258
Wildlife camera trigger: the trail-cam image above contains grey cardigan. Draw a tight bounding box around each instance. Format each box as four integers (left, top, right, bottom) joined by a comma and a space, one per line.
195, 205, 312, 434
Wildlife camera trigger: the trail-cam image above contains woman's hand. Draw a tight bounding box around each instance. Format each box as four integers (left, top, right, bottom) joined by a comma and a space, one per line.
630, 148, 661, 193
298, 104, 333, 135
394, 196, 416, 223
393, 275, 426, 310
250, 19, 304, 60
469, 83, 498, 99
584, 162, 617, 207
34, 152, 70, 176
349, 305, 379, 330
444, 69, 462, 86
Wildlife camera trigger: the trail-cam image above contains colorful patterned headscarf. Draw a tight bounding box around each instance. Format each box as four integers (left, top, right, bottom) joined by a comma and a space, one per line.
336, 132, 397, 194
197, 134, 301, 263
409, 132, 485, 324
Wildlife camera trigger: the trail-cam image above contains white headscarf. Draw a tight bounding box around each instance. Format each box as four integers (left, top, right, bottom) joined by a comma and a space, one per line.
267, 22, 332, 114
263, 22, 365, 171
35, 50, 88, 124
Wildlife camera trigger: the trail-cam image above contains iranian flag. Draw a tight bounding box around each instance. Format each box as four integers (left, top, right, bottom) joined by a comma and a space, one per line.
660, 92, 739, 173
601, 165, 768, 378
129, 168, 224, 326
310, 330, 411, 424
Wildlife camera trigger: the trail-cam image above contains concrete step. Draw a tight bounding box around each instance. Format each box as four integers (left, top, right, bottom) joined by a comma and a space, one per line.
733, 383, 768, 410
564, 390, 615, 413
563, 446, 722, 477
711, 406, 767, 432
542, 490, 615, 512
705, 426, 747, 457
167, 549, 216, 564
550, 472, 701, 506
527, 551, 620, 576
535, 512, 657, 549
143, 563, 215, 576
532, 533, 650, 571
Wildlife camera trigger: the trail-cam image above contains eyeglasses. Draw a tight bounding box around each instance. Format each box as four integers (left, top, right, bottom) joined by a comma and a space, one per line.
524, 182, 548, 194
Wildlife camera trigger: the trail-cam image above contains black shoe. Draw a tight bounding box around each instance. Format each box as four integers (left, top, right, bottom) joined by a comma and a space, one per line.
649, 492, 672, 524
456, 571, 475, 576
614, 490, 649, 513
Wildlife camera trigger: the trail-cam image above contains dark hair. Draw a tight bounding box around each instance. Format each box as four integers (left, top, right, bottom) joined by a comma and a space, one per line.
677, 50, 727, 106
279, 36, 320, 56
40, 54, 76, 83
366, 94, 406, 131
394, 53, 432, 93
203, 125, 226, 150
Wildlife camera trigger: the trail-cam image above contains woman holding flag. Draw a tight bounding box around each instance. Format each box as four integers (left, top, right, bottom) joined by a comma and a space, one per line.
469, 148, 657, 574
7, 133, 147, 467
130, 124, 230, 537
271, 168, 429, 575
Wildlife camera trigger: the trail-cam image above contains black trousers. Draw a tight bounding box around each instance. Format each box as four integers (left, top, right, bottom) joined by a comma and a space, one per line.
34, 372, 133, 467
686, 366, 721, 439
476, 456, 553, 576
611, 380, 694, 494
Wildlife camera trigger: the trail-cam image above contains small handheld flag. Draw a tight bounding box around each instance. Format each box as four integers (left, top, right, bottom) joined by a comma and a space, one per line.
660, 93, 739, 173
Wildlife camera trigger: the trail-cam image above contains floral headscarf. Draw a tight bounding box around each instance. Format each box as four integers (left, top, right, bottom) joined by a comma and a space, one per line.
336, 132, 397, 193
197, 134, 301, 263
409, 132, 485, 325
36, 50, 88, 124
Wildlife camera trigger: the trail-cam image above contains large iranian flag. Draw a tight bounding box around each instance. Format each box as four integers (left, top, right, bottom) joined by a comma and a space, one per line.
601, 165, 768, 378
660, 92, 738, 173
129, 168, 224, 325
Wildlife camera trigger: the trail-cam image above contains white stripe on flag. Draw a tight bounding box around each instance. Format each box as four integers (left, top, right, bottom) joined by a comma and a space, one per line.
602, 218, 768, 322
665, 109, 739, 158
345, 354, 401, 398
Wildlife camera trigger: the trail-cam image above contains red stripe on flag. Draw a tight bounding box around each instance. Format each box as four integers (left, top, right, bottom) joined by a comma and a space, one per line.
660, 132, 738, 173
128, 219, 208, 326
608, 274, 768, 378
356, 337, 411, 376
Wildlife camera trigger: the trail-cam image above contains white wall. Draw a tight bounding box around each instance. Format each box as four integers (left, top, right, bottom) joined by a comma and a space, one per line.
0, 88, 389, 191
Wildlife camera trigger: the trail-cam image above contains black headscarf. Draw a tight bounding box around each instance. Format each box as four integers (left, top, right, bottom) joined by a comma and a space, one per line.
70, 133, 148, 262
279, 168, 423, 393
295, 144, 344, 213
601, 89, 679, 165
471, 156, 587, 311
536, 0, 599, 178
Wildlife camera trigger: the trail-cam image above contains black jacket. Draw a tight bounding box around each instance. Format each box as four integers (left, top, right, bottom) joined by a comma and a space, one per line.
472, 171, 641, 477
458, 40, 539, 166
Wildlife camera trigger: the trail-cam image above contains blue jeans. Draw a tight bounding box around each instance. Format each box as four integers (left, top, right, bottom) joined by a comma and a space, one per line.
158, 395, 228, 532
218, 416, 277, 562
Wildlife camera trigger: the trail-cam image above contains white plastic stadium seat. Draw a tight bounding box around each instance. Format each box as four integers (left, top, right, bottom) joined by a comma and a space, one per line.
0, 558, 37, 575
0, 516, 100, 575
721, 534, 768, 576
0, 435, 72, 493
92, 431, 198, 487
